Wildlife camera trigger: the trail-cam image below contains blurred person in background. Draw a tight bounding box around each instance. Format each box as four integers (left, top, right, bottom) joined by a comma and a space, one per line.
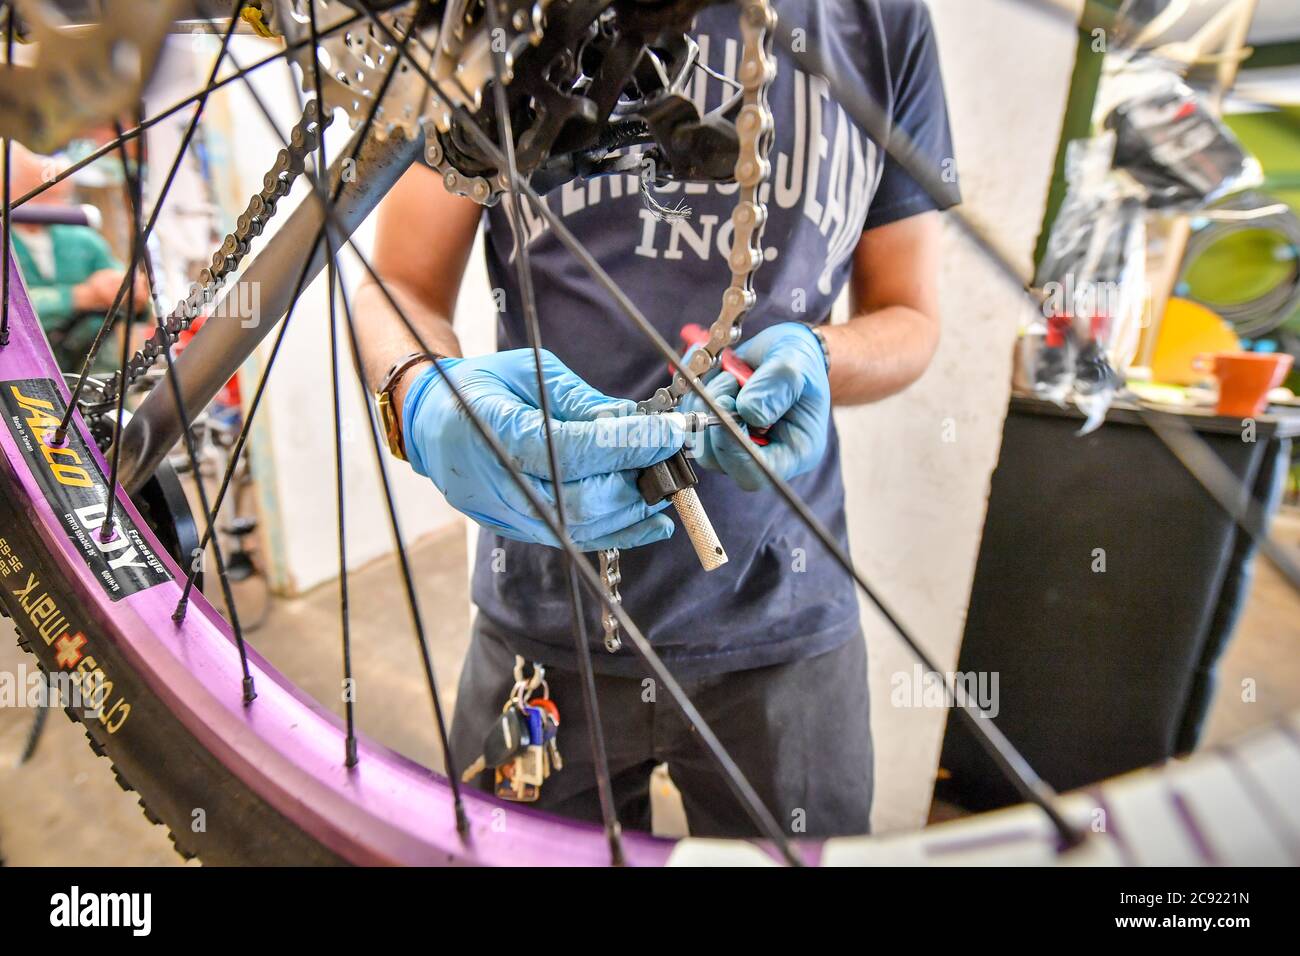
6, 143, 147, 370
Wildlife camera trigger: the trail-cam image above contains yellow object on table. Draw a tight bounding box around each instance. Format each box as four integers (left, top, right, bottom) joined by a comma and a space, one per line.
1150, 298, 1241, 386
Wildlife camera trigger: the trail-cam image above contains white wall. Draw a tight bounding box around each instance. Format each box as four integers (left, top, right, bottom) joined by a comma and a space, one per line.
849, 0, 1083, 831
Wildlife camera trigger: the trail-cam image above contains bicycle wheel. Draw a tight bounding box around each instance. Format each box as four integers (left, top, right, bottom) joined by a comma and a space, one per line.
0, 0, 1293, 867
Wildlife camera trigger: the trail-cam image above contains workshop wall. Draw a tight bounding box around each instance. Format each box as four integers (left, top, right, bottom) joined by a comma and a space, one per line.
839, 0, 1084, 832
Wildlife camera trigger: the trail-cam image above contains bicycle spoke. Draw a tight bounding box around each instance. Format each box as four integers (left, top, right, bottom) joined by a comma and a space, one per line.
116, 111, 260, 703
1144, 407, 1300, 590
335, 251, 469, 833
98, 117, 144, 543
244, 2, 466, 824
172, 230, 325, 618
481, 0, 625, 865
165, 6, 404, 612
172, 32, 412, 618
161, 13, 405, 613
304, 0, 358, 769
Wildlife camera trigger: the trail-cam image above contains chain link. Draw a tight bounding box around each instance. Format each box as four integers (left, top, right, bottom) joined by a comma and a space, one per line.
598, 548, 623, 652
636, 0, 777, 415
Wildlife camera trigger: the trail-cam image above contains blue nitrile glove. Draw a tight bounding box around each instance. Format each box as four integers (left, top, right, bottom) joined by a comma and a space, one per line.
402, 349, 689, 550
681, 322, 830, 491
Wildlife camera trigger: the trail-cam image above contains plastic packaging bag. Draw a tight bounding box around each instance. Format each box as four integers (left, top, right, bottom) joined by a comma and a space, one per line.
1104, 73, 1261, 211
1028, 135, 1147, 432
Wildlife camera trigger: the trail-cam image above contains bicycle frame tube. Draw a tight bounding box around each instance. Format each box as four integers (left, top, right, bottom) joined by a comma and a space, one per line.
117, 126, 422, 495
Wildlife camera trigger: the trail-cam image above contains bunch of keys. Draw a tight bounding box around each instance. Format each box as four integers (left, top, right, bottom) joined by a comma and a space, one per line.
460, 657, 562, 803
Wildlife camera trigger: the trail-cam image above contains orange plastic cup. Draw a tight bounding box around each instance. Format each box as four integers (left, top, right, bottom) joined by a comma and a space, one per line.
1201, 352, 1293, 418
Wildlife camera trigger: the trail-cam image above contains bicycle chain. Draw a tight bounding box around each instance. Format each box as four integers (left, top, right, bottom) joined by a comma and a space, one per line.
597, 548, 622, 653
601, 0, 777, 652
98, 99, 331, 407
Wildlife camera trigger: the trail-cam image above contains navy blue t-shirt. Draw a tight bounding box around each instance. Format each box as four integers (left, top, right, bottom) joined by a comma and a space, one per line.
473, 0, 959, 677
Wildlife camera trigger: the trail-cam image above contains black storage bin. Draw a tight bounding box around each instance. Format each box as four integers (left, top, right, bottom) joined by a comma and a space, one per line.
937, 396, 1297, 810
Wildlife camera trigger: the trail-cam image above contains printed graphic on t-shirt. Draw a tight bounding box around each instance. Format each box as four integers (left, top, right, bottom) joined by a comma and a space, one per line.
507, 42, 882, 299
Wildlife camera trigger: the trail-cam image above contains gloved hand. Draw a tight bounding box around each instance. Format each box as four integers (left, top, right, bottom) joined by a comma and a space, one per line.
402, 349, 688, 550
681, 322, 830, 491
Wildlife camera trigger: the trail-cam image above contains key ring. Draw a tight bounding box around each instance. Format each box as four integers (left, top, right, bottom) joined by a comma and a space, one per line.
511, 656, 546, 703
504, 680, 529, 713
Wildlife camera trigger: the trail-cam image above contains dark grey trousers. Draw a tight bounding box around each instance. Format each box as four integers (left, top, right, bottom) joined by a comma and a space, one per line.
450, 620, 874, 838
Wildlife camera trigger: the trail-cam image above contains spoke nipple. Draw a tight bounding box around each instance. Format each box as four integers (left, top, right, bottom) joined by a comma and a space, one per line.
1056, 824, 1088, 852
608, 824, 625, 866
453, 799, 470, 837
242, 675, 257, 705
171, 600, 188, 624
345, 737, 358, 768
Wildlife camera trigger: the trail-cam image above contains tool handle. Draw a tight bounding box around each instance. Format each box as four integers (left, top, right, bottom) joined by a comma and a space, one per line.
671, 487, 728, 571
681, 323, 756, 386
678, 324, 770, 446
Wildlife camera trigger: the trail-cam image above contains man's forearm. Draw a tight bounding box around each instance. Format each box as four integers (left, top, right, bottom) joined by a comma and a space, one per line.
355, 277, 464, 412
820, 305, 940, 406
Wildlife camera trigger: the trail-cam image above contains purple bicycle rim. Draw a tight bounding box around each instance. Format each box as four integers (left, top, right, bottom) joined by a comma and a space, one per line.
0, 258, 687, 866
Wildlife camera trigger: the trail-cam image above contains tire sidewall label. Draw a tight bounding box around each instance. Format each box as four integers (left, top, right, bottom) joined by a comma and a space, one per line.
2, 378, 172, 601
